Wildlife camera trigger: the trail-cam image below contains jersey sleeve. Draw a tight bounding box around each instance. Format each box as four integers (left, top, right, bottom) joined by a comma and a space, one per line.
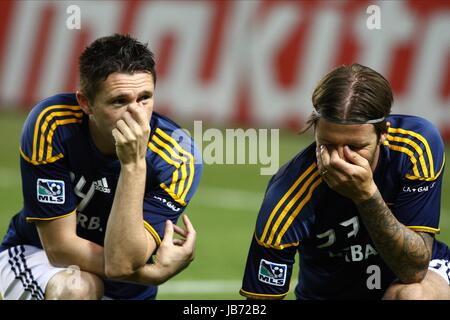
393, 177, 443, 234
387, 119, 446, 234
240, 159, 322, 299
19, 103, 83, 221
240, 236, 297, 300
142, 126, 202, 245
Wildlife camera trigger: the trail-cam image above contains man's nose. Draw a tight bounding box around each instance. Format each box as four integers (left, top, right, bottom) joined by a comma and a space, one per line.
127, 101, 142, 110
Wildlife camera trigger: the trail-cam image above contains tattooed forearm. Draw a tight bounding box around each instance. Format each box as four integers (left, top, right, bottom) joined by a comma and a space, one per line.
355, 189, 432, 283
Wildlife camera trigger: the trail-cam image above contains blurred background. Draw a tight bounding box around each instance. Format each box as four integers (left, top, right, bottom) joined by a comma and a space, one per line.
0, 0, 449, 299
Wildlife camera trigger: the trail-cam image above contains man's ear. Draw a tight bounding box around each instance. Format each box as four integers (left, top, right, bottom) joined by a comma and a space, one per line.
379, 121, 391, 145
76, 91, 92, 115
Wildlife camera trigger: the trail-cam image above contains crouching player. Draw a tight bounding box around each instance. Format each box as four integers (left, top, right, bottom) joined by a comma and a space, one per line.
241, 64, 450, 300
0, 34, 202, 300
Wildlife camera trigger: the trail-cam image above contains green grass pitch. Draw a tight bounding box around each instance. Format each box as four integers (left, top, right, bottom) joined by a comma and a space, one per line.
0, 111, 449, 299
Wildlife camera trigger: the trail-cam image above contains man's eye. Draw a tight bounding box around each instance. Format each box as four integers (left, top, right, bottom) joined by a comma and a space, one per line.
112, 99, 126, 105
138, 95, 151, 103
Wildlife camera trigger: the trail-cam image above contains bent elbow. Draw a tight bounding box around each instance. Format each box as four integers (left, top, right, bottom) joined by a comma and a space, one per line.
104, 262, 142, 280
46, 250, 58, 267
398, 267, 428, 284
105, 265, 132, 279
104, 251, 149, 279
45, 247, 65, 268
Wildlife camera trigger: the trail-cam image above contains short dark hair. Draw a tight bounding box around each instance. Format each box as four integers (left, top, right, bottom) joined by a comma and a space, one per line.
302, 63, 393, 137
79, 34, 156, 103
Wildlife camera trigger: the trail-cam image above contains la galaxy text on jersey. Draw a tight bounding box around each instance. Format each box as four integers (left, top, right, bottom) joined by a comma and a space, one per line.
241, 114, 449, 300
0, 93, 202, 299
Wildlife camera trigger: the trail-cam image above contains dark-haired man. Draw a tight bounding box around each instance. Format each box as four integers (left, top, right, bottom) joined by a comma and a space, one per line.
0, 34, 202, 300
240, 63, 450, 300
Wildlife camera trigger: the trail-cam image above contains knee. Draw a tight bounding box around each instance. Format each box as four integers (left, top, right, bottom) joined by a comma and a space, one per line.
58, 274, 103, 300
46, 270, 104, 300
383, 283, 426, 300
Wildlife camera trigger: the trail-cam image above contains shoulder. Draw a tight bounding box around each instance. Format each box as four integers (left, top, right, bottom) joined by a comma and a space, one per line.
150, 112, 199, 154
385, 114, 445, 181
147, 112, 202, 206
148, 112, 202, 167
20, 93, 85, 165
255, 142, 323, 249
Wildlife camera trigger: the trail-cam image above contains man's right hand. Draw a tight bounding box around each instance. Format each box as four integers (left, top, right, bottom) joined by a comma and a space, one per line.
152, 215, 196, 283
112, 104, 151, 167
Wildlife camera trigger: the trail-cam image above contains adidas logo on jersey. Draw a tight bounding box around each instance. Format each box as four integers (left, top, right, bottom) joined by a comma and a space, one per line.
94, 178, 111, 194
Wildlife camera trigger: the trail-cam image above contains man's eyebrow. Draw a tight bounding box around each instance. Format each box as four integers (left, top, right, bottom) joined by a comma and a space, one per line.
138, 90, 153, 97
106, 91, 153, 102
107, 93, 131, 101
317, 137, 369, 146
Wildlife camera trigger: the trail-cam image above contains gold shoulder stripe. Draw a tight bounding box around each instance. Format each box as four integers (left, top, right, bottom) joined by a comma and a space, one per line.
387, 133, 428, 178
274, 176, 322, 248
143, 221, 162, 245
20, 147, 64, 165
388, 127, 435, 179
239, 288, 287, 300
406, 226, 440, 234
155, 128, 195, 203
32, 105, 81, 161
26, 209, 76, 222
260, 162, 317, 244
149, 139, 181, 196
254, 233, 299, 250
148, 142, 186, 206
151, 134, 188, 197
385, 141, 421, 178
38, 111, 83, 161
44, 113, 83, 159
405, 154, 445, 181
266, 169, 321, 246
159, 183, 186, 206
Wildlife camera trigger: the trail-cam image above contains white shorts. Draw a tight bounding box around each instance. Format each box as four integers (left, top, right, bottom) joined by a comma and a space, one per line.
428, 259, 450, 285
0, 245, 66, 300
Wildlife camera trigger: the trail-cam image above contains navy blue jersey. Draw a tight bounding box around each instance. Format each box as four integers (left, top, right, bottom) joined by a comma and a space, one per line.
241, 114, 448, 300
0, 93, 202, 299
